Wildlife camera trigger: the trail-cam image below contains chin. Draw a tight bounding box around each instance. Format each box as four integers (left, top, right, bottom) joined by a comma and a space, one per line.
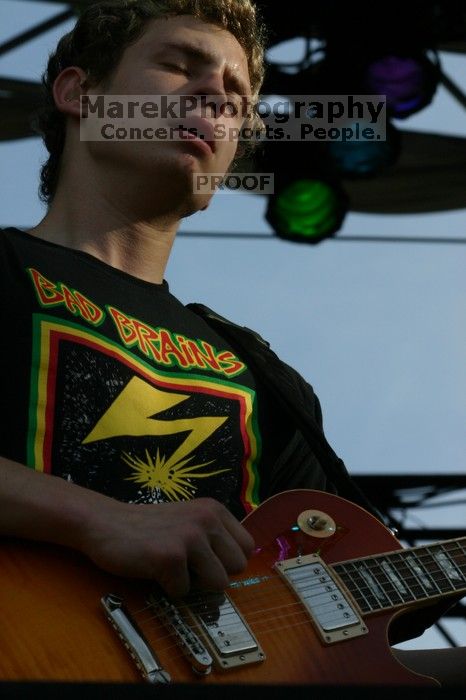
180, 195, 212, 218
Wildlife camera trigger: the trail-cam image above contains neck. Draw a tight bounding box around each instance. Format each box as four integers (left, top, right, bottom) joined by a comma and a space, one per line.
30, 186, 182, 285
332, 536, 466, 615
29, 140, 210, 283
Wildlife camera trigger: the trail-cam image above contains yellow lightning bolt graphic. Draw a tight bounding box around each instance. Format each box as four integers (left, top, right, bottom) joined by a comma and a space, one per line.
82, 377, 229, 499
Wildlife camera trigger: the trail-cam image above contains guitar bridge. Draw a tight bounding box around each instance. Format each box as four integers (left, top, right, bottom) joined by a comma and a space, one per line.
148, 593, 213, 675
148, 590, 265, 672
101, 594, 171, 683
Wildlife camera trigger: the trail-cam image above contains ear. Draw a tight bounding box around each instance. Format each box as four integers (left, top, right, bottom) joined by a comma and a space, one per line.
53, 66, 89, 117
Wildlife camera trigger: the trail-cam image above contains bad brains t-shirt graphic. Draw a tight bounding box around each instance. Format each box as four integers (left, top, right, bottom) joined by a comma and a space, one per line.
26, 266, 261, 516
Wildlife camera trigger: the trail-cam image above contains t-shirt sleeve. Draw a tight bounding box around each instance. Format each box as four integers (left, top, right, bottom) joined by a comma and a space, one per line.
262, 426, 339, 498
259, 373, 339, 499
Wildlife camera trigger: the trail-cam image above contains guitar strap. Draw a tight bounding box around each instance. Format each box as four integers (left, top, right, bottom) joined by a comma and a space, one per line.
187, 303, 385, 523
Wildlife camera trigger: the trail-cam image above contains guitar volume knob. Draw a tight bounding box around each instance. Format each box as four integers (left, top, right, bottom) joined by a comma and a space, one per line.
297, 510, 337, 538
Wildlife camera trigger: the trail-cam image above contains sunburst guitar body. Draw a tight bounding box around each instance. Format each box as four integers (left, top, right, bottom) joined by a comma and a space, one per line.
1, 490, 465, 685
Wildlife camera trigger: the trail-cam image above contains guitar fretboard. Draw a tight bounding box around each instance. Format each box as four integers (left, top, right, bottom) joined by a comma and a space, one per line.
332, 537, 466, 614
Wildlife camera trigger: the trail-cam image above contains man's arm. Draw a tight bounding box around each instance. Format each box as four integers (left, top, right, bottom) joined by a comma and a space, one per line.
393, 647, 466, 686
0, 455, 254, 597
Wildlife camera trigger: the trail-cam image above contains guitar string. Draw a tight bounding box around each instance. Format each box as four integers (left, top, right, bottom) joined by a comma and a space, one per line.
151, 615, 316, 663
132, 569, 349, 623
136, 593, 310, 639
338, 546, 466, 598
128, 543, 466, 629
128, 563, 337, 617
134, 582, 312, 634
137, 607, 310, 651
140, 603, 315, 659
130, 544, 466, 623
125, 543, 466, 636
332, 544, 466, 601
333, 553, 466, 609
132, 575, 466, 665
133, 550, 466, 662
124, 545, 466, 668
140, 612, 323, 667
359, 554, 466, 591
106, 547, 466, 665
129, 572, 283, 617
131, 560, 466, 650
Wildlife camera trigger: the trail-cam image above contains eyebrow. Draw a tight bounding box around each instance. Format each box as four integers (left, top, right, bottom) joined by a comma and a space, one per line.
157, 40, 251, 96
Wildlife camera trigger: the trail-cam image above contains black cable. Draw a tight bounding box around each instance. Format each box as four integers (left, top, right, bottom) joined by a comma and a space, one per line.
177, 231, 466, 244
0, 9, 75, 58
4, 229, 465, 245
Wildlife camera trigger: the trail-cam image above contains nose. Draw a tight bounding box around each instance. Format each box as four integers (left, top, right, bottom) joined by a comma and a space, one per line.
190, 70, 230, 118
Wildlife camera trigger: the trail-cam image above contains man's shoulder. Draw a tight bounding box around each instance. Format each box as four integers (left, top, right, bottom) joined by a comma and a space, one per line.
0, 226, 18, 241
0, 227, 31, 253
0, 227, 19, 259
186, 302, 311, 395
186, 302, 272, 349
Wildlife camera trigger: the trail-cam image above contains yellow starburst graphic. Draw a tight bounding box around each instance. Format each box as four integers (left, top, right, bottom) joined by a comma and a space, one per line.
83, 377, 232, 501
122, 448, 229, 501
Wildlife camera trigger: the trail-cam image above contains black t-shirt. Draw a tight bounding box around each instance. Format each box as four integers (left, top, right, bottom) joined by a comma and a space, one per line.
0, 227, 292, 519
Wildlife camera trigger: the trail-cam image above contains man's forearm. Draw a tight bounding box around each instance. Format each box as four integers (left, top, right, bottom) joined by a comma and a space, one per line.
0, 455, 110, 551
0, 455, 253, 597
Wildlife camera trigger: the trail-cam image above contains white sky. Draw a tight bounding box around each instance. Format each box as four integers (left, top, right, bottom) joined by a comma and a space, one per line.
0, 0, 465, 651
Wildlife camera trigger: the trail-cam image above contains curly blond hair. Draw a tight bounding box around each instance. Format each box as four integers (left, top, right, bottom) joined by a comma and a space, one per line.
35, 0, 267, 204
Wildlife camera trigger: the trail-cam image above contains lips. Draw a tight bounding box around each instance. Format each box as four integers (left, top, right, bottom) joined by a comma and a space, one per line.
174, 116, 216, 154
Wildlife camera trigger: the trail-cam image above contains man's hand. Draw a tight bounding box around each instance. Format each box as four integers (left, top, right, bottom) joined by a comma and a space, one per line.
0, 457, 254, 599
80, 497, 255, 598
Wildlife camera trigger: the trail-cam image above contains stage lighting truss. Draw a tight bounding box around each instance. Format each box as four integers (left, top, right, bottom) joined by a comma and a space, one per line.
255, 29, 443, 242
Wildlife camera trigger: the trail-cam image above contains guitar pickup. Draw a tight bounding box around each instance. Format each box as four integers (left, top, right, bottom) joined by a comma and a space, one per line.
185, 591, 266, 669
148, 591, 265, 672
276, 554, 368, 645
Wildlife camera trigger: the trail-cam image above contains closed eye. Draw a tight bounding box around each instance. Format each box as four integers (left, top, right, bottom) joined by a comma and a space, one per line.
160, 62, 190, 76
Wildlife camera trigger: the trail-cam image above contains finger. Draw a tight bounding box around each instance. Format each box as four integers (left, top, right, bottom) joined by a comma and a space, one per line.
154, 551, 191, 599
188, 543, 230, 592
209, 528, 248, 575
219, 509, 255, 558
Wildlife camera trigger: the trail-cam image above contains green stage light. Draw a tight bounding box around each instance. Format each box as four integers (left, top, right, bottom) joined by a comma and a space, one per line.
266, 177, 348, 244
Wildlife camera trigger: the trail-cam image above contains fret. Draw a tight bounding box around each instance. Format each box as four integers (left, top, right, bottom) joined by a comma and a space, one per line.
457, 541, 466, 575
332, 562, 380, 613
331, 564, 365, 609
356, 562, 391, 606
417, 546, 456, 594
404, 549, 442, 598
433, 545, 465, 590
365, 558, 405, 606
370, 554, 418, 604
332, 538, 466, 618
405, 553, 436, 597
381, 558, 414, 602
385, 552, 426, 600
441, 541, 466, 581
409, 549, 443, 595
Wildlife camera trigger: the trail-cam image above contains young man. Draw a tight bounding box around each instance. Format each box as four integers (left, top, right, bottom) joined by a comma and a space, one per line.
0, 0, 343, 599
0, 0, 464, 685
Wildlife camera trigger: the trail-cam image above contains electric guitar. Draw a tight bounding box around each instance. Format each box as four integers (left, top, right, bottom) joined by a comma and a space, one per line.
1, 489, 465, 685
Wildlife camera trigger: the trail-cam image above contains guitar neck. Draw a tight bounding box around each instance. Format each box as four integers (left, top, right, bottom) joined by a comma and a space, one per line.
332, 536, 466, 615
